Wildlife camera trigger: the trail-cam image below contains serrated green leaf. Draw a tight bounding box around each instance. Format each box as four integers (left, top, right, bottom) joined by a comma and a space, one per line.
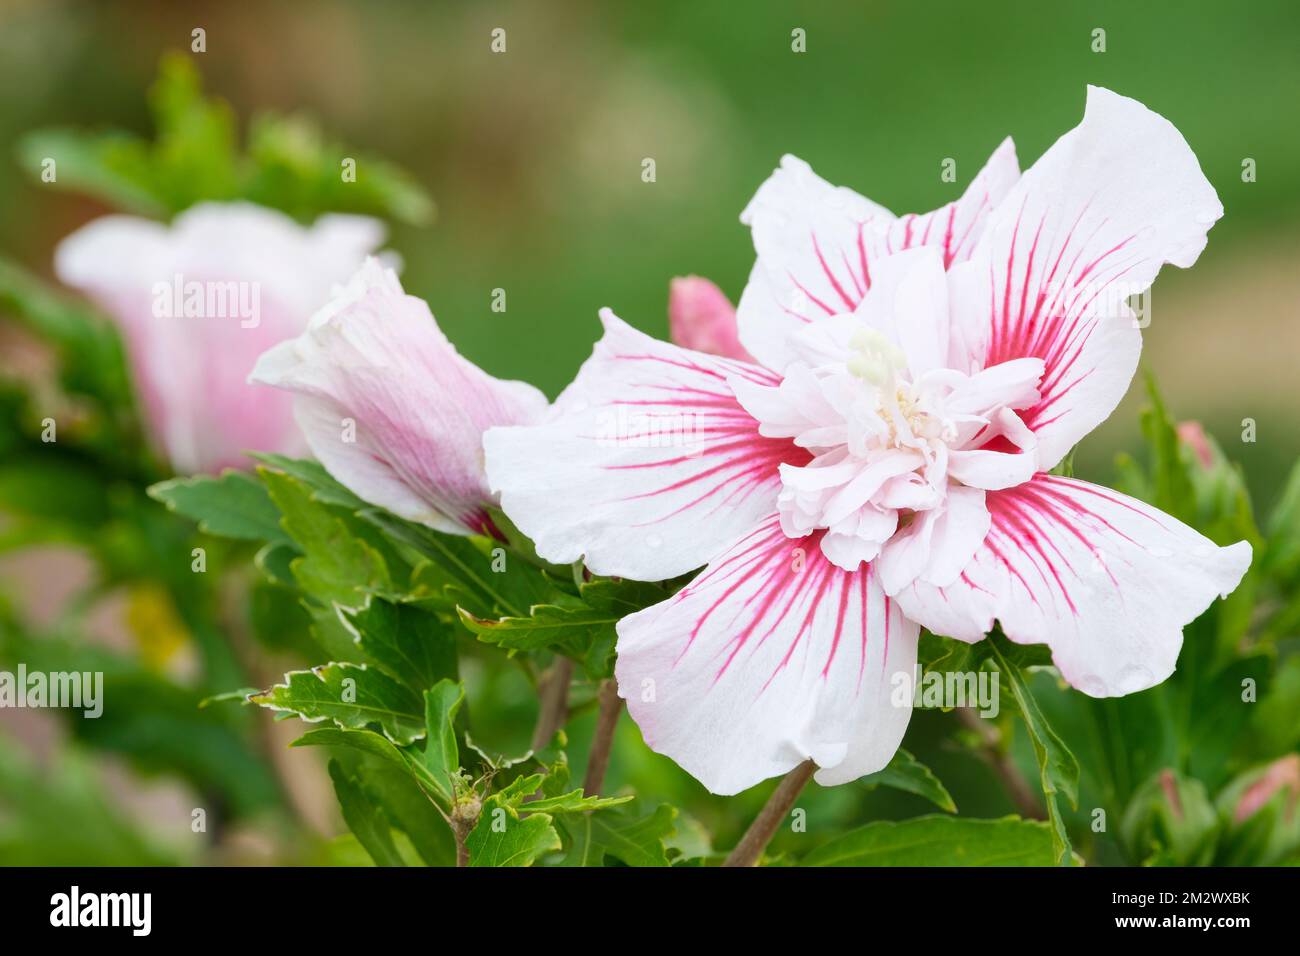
249, 453, 367, 510
339, 596, 457, 693
803, 815, 1059, 866
291, 727, 446, 802
456, 576, 670, 677
261, 468, 390, 608
148, 470, 287, 542
523, 789, 632, 815
465, 794, 561, 867
362, 510, 525, 617
861, 748, 956, 813
457, 600, 614, 654
251, 662, 424, 745
558, 803, 676, 867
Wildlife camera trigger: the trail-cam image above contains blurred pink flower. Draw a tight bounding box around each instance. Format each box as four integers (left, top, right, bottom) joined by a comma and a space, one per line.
55, 202, 385, 474
668, 276, 753, 361
251, 259, 548, 537
1234, 755, 1300, 825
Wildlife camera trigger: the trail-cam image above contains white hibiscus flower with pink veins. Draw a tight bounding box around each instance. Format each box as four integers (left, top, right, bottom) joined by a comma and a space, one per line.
485, 87, 1251, 795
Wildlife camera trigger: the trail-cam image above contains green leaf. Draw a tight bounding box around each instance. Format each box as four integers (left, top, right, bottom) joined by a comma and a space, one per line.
0, 459, 113, 529
363, 510, 525, 618
986, 635, 1080, 866
0, 625, 278, 819
0, 257, 134, 415
457, 598, 614, 655
1121, 769, 1219, 866
520, 790, 631, 814
558, 803, 677, 867
1139, 374, 1197, 527
340, 596, 457, 693
0, 737, 179, 866
1049, 447, 1075, 478
861, 748, 956, 813
457, 577, 673, 677
484, 771, 631, 815
251, 662, 425, 745
290, 727, 446, 803
420, 680, 466, 802
328, 759, 406, 867
243, 112, 434, 226
294, 728, 455, 864
18, 53, 433, 224
260, 468, 390, 608
358, 762, 456, 866
1264, 456, 1300, 585
148, 470, 287, 542
465, 794, 561, 867
249, 453, 367, 511
803, 815, 1060, 866
15, 129, 168, 216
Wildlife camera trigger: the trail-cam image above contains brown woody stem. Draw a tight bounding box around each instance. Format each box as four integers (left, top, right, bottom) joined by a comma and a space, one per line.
530, 657, 574, 752
582, 679, 623, 796
722, 760, 816, 867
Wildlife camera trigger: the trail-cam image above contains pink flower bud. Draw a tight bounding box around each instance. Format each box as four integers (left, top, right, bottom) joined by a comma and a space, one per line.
1176, 420, 1215, 470
1234, 754, 1300, 825
668, 276, 753, 362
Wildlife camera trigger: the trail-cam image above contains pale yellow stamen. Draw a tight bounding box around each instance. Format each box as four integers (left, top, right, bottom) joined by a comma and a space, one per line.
847, 327, 907, 387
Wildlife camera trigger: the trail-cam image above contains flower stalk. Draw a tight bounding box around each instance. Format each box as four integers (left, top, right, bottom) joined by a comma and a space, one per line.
722, 760, 816, 867
530, 657, 574, 752
583, 679, 623, 796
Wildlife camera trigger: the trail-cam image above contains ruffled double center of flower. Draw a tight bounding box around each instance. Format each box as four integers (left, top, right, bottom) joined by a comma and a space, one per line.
731, 316, 1046, 573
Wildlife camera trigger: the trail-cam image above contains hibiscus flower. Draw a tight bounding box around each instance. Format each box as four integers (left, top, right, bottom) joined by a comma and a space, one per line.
484, 87, 1251, 795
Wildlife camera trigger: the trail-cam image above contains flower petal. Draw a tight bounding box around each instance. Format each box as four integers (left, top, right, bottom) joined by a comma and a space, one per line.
252, 260, 547, 535
667, 276, 753, 361
615, 517, 919, 794
878, 485, 990, 592
737, 140, 1018, 370
947, 407, 1039, 490
953, 87, 1223, 469
485, 311, 805, 579
892, 475, 1251, 697
853, 246, 951, 378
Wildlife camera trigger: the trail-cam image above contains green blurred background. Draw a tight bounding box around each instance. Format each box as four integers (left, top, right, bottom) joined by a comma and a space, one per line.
0, 0, 1296, 863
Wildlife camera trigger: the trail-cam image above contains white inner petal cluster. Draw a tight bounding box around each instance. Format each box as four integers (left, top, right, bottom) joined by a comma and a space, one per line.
732, 315, 1045, 574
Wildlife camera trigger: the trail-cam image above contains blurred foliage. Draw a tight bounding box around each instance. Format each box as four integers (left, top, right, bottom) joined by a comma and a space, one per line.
0, 733, 182, 866
0, 53, 438, 863
17, 54, 433, 226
